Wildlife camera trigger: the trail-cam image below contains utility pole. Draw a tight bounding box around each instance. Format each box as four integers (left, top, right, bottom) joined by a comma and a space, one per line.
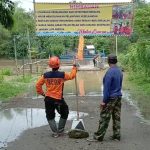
33, 0, 36, 15
27, 27, 32, 74
27, 27, 32, 63
13, 36, 18, 75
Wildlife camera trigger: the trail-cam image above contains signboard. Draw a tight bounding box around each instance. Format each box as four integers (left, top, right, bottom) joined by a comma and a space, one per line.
35, 3, 133, 36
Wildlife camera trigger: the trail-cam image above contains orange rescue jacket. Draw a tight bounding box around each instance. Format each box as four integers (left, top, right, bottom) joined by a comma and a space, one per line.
36, 66, 77, 100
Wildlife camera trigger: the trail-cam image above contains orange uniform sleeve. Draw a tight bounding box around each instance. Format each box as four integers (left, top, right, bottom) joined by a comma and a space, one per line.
36, 75, 45, 95
64, 66, 77, 81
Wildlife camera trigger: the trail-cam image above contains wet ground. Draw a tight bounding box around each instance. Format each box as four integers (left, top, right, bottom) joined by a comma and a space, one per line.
0, 108, 88, 148
2, 95, 150, 150
0, 59, 150, 150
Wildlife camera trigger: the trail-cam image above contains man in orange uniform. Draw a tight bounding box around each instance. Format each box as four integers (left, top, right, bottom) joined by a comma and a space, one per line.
36, 56, 77, 137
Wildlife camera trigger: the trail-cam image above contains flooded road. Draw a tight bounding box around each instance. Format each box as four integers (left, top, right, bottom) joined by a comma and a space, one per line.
0, 108, 88, 148
29, 70, 150, 122
64, 70, 104, 96
0, 65, 150, 148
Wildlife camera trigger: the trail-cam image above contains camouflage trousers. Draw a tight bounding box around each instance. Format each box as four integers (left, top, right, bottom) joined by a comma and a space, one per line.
94, 97, 121, 141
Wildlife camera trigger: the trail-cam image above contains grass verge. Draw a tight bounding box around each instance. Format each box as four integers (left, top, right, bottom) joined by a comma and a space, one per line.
123, 72, 150, 120
0, 75, 33, 102
124, 73, 150, 95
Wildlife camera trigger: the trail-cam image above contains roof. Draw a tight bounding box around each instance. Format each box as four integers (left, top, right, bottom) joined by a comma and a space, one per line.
86, 45, 95, 49
35, 0, 132, 3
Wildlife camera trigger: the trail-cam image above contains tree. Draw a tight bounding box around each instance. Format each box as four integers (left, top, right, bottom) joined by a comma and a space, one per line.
12, 7, 35, 35
87, 37, 112, 55
0, 23, 12, 57
0, 0, 15, 29
134, 5, 150, 37
119, 4, 150, 77
11, 6, 36, 58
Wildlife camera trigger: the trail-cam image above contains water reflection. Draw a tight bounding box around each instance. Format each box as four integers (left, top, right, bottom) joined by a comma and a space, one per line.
0, 108, 88, 148
64, 71, 105, 96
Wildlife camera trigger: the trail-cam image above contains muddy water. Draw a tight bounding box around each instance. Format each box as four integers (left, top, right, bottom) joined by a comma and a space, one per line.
64, 71, 104, 96
0, 108, 88, 148
29, 70, 105, 99
30, 70, 150, 123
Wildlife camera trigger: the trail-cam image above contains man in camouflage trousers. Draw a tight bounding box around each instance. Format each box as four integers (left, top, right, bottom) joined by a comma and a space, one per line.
88, 54, 123, 142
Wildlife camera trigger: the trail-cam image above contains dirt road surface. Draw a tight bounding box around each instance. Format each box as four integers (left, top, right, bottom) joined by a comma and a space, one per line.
1, 95, 149, 150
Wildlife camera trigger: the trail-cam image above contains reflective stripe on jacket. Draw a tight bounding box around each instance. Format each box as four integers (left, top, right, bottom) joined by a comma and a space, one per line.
36, 66, 77, 100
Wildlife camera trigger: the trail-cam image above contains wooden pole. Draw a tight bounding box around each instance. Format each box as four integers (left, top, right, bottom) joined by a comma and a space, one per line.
74, 56, 79, 120
75, 76, 79, 120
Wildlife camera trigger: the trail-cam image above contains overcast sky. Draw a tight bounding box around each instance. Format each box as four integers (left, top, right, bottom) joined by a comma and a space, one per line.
12, 0, 150, 11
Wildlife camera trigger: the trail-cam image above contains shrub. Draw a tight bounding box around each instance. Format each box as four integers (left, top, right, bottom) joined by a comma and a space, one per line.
15, 75, 32, 83
1, 68, 12, 76
0, 74, 4, 83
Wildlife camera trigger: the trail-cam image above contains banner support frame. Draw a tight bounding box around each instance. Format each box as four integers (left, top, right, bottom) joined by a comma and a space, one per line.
115, 35, 118, 57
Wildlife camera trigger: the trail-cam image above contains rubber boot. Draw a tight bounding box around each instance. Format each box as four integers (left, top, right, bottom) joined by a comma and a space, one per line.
58, 118, 67, 134
48, 119, 58, 137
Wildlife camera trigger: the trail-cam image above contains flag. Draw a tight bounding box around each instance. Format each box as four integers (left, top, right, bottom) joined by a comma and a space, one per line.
77, 36, 84, 60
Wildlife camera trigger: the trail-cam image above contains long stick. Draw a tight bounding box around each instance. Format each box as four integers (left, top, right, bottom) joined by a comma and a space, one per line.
115, 35, 118, 57
75, 75, 79, 120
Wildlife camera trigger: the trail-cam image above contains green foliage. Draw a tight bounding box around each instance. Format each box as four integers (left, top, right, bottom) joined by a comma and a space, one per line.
0, 68, 12, 84
0, 74, 4, 83
0, 1, 150, 64
38, 37, 66, 57
118, 37, 131, 52
136, 40, 150, 75
86, 37, 111, 54
0, 4, 36, 59
120, 4, 150, 78
0, 75, 34, 101
129, 32, 139, 43
120, 39, 150, 76
0, 24, 12, 57
128, 73, 150, 95
14, 36, 28, 58
12, 7, 35, 34
123, 72, 150, 120
14, 75, 32, 83
10, 6, 36, 58
0, 82, 25, 100
134, 5, 150, 37
0, 68, 12, 76
0, 0, 15, 29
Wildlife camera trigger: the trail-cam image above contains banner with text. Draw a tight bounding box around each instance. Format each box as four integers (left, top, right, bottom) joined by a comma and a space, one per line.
35, 3, 133, 36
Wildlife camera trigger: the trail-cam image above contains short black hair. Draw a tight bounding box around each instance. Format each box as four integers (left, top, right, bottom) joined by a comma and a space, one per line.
108, 54, 118, 64
52, 68, 59, 71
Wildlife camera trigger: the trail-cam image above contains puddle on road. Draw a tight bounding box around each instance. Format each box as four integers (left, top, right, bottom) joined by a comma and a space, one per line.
0, 108, 88, 149
123, 91, 150, 125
